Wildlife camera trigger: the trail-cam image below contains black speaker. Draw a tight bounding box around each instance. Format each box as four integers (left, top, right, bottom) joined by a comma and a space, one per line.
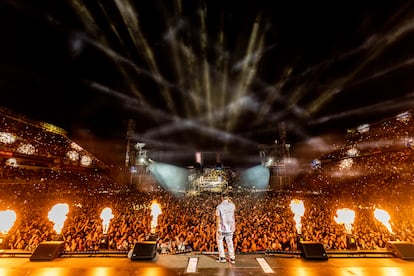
131, 241, 157, 260
387, 241, 414, 260
30, 241, 64, 261
346, 235, 358, 250
300, 242, 328, 260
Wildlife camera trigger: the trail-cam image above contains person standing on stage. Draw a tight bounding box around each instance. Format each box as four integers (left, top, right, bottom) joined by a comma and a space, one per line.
216, 193, 236, 264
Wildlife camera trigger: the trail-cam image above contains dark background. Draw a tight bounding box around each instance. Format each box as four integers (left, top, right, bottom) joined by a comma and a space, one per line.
1, 0, 414, 168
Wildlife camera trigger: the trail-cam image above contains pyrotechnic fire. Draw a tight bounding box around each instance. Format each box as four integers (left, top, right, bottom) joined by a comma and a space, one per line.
374, 208, 394, 234
0, 210, 17, 234
334, 208, 355, 234
150, 200, 162, 233
100, 207, 114, 234
48, 203, 69, 235
290, 199, 305, 234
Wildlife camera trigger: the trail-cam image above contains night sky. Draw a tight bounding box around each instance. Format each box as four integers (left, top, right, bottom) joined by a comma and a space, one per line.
1, 0, 414, 168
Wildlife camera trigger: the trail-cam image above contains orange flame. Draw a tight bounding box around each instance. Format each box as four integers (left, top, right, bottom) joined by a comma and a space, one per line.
150, 200, 162, 233
48, 203, 69, 235
290, 199, 305, 234
374, 208, 394, 234
100, 207, 114, 234
0, 210, 17, 234
334, 208, 355, 234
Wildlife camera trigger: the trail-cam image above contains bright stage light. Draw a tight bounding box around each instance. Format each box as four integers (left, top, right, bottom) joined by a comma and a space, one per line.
0, 132, 16, 144
396, 111, 411, 123
66, 150, 80, 161
5, 158, 17, 167
16, 143, 35, 155
239, 165, 270, 190
80, 155, 92, 166
357, 124, 370, 133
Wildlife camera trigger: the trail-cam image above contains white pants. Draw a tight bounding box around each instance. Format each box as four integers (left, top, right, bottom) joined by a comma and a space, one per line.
216, 231, 235, 259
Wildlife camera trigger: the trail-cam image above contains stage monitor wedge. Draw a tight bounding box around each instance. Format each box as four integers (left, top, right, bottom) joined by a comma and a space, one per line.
30, 241, 64, 261
300, 242, 328, 260
131, 241, 157, 261
387, 241, 414, 260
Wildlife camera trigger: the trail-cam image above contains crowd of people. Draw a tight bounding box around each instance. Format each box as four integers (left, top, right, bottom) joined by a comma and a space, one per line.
0, 167, 412, 254
0, 108, 105, 170
1, 108, 414, 256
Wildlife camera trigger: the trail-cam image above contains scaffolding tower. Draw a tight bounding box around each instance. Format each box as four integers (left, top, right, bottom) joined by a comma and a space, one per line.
258, 122, 292, 191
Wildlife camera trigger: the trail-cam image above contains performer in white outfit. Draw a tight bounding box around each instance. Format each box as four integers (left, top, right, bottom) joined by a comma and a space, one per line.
216, 193, 236, 264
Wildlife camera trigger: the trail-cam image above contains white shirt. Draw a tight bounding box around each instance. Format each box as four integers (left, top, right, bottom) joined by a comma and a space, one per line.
216, 199, 236, 233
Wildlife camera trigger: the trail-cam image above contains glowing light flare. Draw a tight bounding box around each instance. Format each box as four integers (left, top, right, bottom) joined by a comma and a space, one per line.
346, 147, 359, 157
339, 158, 353, 169
80, 155, 92, 166
0, 132, 16, 144
66, 150, 80, 161
0, 210, 17, 234
357, 124, 370, 133
5, 158, 17, 167
48, 203, 69, 235
334, 208, 355, 234
374, 208, 394, 234
100, 207, 114, 234
70, 142, 83, 151
290, 199, 305, 234
150, 200, 162, 233
16, 143, 35, 155
396, 111, 411, 123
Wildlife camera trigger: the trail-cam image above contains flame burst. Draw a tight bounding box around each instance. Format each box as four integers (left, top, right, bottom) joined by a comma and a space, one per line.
290, 199, 305, 234
150, 200, 162, 233
0, 210, 17, 234
48, 203, 69, 235
100, 207, 114, 234
374, 208, 394, 234
334, 208, 355, 234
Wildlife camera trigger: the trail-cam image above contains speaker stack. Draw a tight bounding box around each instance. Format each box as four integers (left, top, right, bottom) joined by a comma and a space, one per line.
346, 235, 358, 250
130, 241, 157, 261
387, 241, 414, 260
30, 241, 64, 261
299, 241, 328, 260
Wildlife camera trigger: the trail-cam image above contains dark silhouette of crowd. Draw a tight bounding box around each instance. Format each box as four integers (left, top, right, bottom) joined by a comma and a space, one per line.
1, 108, 414, 255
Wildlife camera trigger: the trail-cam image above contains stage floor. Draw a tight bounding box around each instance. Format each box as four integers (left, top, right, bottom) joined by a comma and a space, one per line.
0, 253, 414, 276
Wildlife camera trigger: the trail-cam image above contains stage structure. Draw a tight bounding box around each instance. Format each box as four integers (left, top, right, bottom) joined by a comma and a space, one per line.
258, 122, 292, 191
125, 120, 158, 192
187, 152, 228, 193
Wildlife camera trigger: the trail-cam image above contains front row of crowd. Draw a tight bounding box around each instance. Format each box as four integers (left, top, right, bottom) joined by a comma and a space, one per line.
1, 180, 413, 254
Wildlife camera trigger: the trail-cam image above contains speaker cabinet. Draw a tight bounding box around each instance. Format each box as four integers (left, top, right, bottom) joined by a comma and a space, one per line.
387, 241, 414, 260
131, 241, 157, 260
30, 241, 64, 261
300, 242, 328, 260
346, 235, 358, 250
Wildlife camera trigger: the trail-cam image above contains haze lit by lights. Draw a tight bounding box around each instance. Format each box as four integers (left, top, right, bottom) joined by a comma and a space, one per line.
61, 0, 414, 158
149, 162, 188, 192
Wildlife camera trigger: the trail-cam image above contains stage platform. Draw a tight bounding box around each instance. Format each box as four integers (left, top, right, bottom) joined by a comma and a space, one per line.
1, 251, 414, 276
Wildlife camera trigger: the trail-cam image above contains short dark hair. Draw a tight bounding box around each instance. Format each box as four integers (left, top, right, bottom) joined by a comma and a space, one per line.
222, 190, 233, 198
